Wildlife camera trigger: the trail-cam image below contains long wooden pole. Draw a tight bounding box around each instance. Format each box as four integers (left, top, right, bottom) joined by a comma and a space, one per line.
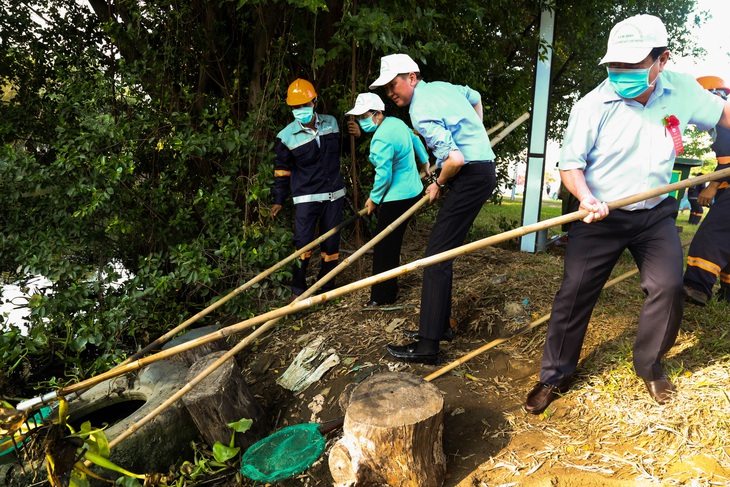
107, 194, 430, 449
486, 121, 505, 136
424, 268, 640, 381
489, 112, 529, 146
122, 207, 368, 365
349, 0, 363, 278
18, 166, 730, 413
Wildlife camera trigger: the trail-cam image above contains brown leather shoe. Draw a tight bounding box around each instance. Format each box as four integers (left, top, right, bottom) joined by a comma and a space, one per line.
643, 376, 676, 405
524, 382, 567, 414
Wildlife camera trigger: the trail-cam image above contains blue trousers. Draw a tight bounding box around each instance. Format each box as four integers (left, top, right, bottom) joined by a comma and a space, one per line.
684, 188, 730, 301
291, 198, 344, 296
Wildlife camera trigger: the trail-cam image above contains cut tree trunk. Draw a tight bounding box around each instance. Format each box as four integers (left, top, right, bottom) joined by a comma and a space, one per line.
329, 371, 446, 487
182, 351, 269, 450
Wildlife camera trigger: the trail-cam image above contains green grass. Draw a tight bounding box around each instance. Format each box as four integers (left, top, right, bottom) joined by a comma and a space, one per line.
472, 198, 565, 241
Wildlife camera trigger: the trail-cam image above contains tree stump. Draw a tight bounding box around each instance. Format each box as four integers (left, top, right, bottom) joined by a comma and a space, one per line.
182, 351, 269, 450
329, 372, 446, 487
161, 324, 226, 366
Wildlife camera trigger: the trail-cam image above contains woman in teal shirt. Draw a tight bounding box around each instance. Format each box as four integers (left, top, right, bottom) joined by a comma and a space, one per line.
346, 93, 429, 306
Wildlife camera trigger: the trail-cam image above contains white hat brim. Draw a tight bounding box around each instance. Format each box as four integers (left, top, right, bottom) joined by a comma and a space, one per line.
345, 106, 371, 116
369, 71, 397, 90
599, 46, 653, 65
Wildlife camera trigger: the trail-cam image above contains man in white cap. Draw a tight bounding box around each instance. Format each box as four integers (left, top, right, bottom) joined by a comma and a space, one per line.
525, 14, 730, 414
369, 53, 497, 364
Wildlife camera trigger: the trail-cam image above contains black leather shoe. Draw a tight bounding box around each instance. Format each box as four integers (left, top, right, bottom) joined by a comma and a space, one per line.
643, 376, 676, 405
524, 382, 568, 414
385, 342, 442, 365
402, 328, 454, 342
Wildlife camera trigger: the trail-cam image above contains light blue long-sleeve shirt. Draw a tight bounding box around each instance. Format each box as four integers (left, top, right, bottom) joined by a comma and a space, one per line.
560, 70, 724, 210
409, 80, 495, 167
369, 116, 428, 204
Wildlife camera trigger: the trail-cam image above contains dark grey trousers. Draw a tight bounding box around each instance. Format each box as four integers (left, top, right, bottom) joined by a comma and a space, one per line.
539, 196, 684, 384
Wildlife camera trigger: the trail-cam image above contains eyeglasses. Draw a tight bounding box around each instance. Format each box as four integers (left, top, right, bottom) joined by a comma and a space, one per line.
356, 111, 373, 121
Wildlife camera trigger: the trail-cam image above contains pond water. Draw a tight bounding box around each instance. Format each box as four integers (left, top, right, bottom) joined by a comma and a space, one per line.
0, 275, 52, 334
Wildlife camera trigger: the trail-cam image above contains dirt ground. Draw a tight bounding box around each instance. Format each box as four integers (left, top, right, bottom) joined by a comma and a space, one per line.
228, 213, 730, 487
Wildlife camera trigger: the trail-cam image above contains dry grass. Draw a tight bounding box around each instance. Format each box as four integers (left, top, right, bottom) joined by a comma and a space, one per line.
469, 231, 730, 487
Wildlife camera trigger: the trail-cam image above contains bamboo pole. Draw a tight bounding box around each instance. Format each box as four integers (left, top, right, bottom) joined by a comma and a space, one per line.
107, 194, 430, 449
489, 112, 529, 146
22, 109, 531, 412
18, 166, 730, 413
122, 207, 368, 365
349, 0, 363, 278
486, 121, 505, 136
424, 268, 640, 381
424, 233, 698, 381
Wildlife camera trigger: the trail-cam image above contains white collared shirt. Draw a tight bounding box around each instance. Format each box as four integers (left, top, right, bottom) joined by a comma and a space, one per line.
560, 70, 724, 210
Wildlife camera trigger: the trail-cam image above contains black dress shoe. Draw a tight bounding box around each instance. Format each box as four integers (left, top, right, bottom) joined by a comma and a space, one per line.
385, 342, 442, 365
402, 327, 454, 342
643, 376, 676, 405
524, 382, 568, 414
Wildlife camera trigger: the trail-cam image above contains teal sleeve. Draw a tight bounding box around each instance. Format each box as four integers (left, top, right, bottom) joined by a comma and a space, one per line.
410, 131, 429, 165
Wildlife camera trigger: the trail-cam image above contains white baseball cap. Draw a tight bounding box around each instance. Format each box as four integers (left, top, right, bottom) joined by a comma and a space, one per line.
599, 14, 668, 65
345, 93, 385, 116
369, 54, 420, 89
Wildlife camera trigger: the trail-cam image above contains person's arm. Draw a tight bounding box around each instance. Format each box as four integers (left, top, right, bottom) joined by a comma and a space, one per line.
472, 99, 483, 121
409, 130, 431, 179
426, 150, 465, 202
368, 137, 395, 207
271, 137, 293, 218
560, 169, 609, 223
698, 182, 720, 206
718, 100, 730, 130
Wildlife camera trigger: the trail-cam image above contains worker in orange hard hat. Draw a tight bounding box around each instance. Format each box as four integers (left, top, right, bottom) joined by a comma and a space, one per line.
684, 75, 730, 306
272, 78, 345, 300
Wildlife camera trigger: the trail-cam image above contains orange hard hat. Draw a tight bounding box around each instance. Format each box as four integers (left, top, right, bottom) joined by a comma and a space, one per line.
696, 76, 730, 94
286, 79, 317, 106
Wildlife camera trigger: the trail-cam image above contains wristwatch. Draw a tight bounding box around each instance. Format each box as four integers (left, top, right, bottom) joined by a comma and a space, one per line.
436, 180, 446, 189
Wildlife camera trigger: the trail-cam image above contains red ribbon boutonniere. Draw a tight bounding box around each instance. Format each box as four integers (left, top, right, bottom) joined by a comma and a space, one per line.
662, 115, 684, 155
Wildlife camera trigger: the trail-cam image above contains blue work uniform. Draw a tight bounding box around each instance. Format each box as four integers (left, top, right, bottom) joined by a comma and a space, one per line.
684, 125, 730, 302
408, 80, 497, 341
273, 114, 345, 295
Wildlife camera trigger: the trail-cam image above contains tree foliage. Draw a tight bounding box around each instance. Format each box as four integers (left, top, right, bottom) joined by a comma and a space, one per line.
0, 0, 703, 389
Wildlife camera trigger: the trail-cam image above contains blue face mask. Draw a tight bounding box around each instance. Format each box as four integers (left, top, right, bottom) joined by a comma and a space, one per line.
292, 106, 314, 124
606, 60, 658, 99
358, 115, 378, 133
